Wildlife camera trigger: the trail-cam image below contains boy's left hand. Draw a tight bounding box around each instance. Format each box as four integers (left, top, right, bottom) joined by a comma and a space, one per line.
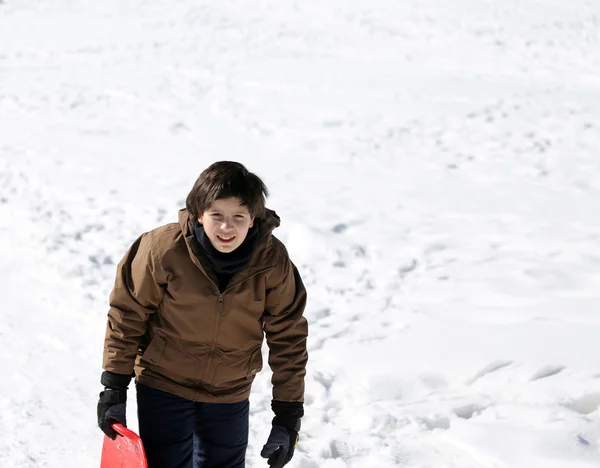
260, 425, 298, 468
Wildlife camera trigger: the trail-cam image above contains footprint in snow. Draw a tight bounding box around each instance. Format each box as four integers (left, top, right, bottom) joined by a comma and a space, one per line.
331, 223, 348, 234
421, 415, 451, 430
453, 402, 489, 420
529, 364, 565, 381
564, 393, 600, 415
467, 360, 513, 385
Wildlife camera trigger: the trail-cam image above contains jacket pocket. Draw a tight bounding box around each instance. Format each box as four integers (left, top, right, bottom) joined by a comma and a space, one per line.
141, 334, 204, 385
212, 348, 263, 387
141, 334, 166, 365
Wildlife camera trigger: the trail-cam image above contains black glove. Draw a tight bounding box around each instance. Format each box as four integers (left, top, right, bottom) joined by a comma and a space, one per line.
261, 400, 304, 467
97, 371, 131, 440
261, 426, 298, 468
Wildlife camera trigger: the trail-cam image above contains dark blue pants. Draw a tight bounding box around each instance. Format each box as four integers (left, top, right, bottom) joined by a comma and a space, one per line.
136, 383, 249, 468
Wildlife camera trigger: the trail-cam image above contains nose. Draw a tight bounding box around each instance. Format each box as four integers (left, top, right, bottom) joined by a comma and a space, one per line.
220, 218, 233, 230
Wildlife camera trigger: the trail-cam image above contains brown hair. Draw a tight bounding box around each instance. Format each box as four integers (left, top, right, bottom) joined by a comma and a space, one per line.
186, 161, 269, 219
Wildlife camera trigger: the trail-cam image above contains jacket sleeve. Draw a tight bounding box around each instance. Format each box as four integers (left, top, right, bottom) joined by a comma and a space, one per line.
102, 232, 166, 375
263, 251, 309, 402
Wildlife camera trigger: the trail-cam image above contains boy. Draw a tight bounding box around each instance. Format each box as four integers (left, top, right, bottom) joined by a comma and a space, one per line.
97, 161, 308, 468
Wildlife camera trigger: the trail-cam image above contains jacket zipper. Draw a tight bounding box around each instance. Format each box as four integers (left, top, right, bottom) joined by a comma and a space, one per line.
183, 231, 276, 383
202, 295, 224, 379
202, 268, 274, 383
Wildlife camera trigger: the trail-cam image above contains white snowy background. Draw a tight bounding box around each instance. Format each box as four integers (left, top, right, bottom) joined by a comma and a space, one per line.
1, 0, 600, 466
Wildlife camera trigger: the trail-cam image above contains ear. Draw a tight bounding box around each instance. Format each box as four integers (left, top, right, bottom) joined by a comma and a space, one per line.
197, 214, 203, 225
249, 217, 255, 228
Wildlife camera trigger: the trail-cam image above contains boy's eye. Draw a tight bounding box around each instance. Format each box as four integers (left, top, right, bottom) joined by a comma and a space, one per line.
211, 213, 221, 217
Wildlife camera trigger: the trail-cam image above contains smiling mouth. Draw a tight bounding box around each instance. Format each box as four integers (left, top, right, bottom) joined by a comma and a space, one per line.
217, 235, 235, 243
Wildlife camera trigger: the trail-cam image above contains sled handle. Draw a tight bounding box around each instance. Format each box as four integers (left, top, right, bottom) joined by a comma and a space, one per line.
111, 423, 138, 439
102, 423, 148, 468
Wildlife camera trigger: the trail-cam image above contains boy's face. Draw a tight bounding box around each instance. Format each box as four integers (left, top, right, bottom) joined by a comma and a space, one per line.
198, 197, 255, 253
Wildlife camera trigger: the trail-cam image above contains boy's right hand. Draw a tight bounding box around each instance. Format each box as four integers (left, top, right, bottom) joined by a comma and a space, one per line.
97, 389, 127, 439
97, 371, 131, 439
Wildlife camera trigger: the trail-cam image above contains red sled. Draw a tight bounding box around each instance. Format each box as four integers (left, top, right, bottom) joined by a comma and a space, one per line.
101, 423, 148, 468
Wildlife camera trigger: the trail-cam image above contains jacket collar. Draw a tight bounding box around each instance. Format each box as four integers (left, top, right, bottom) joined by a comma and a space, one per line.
178, 208, 280, 290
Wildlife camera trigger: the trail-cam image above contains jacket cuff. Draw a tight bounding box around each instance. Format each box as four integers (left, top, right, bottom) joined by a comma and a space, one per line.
101, 370, 133, 391
271, 400, 303, 432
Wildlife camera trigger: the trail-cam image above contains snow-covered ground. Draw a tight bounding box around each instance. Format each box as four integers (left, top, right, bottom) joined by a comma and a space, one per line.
1, 0, 600, 466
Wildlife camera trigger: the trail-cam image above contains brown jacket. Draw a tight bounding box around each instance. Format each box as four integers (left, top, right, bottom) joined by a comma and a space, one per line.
102, 209, 308, 403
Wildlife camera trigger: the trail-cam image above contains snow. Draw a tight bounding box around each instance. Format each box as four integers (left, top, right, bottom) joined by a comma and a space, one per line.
1, 0, 600, 466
